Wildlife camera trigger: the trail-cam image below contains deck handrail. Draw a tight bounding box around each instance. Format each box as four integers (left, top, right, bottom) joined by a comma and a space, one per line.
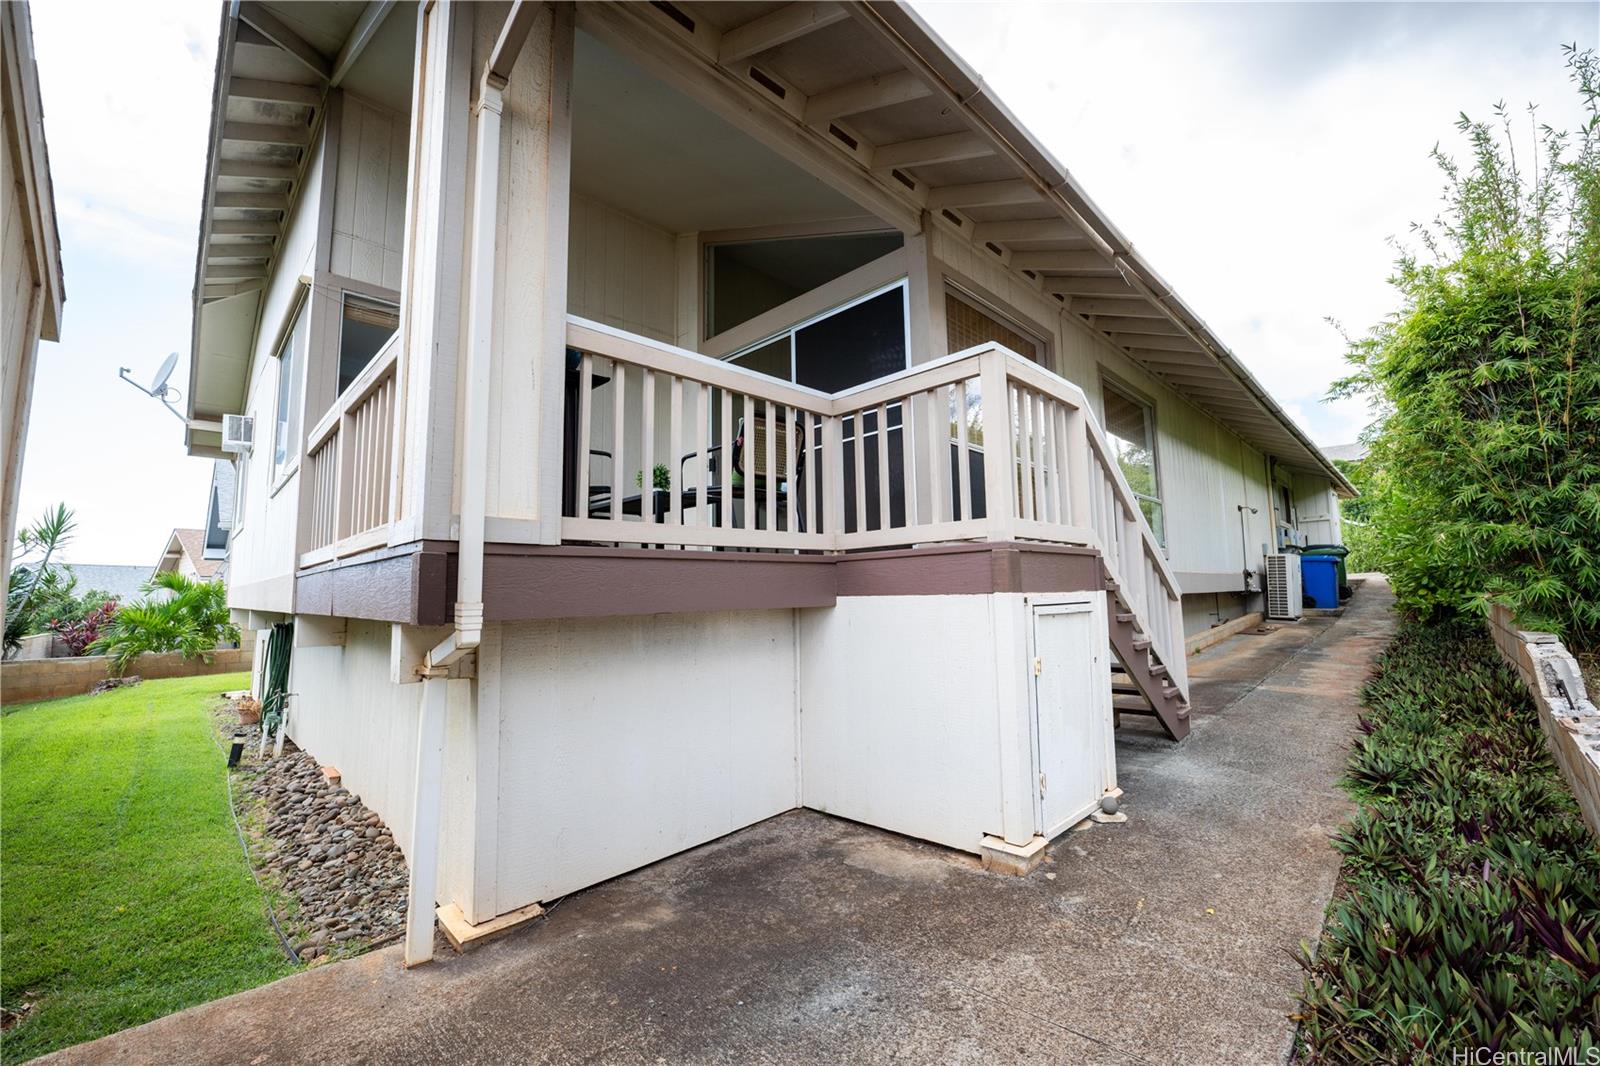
563, 317, 1188, 699
300, 335, 401, 565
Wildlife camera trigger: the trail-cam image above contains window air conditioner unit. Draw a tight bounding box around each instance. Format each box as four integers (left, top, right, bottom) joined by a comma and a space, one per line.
221, 414, 254, 455
1265, 553, 1302, 620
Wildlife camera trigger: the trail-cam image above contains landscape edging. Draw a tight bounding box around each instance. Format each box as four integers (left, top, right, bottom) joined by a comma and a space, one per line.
1488, 604, 1600, 838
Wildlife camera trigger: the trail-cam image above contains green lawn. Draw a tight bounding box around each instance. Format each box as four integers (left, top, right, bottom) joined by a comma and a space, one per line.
1, 674, 296, 1063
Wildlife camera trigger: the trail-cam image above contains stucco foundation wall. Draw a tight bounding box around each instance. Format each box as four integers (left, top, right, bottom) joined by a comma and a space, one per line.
288, 619, 477, 911
1488, 605, 1600, 839
797, 594, 1010, 853
488, 609, 799, 911
1, 646, 254, 704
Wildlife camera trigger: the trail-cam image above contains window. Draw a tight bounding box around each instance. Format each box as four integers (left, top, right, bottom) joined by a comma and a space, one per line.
272, 300, 310, 483
1102, 381, 1165, 545
727, 281, 909, 393
944, 290, 1043, 364
338, 294, 399, 395
707, 231, 903, 339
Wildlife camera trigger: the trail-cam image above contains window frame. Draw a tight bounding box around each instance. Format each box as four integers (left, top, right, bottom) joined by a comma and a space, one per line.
1099, 373, 1166, 546
335, 290, 401, 400
268, 288, 311, 496
943, 283, 1049, 368
724, 278, 911, 390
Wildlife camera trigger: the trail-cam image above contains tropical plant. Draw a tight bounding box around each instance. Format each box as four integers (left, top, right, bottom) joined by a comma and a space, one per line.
89, 572, 240, 675
4, 504, 76, 655
1331, 46, 1600, 646
48, 600, 119, 656
1296, 619, 1600, 1061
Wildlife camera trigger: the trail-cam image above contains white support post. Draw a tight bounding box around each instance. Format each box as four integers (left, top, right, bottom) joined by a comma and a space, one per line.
404, 674, 450, 967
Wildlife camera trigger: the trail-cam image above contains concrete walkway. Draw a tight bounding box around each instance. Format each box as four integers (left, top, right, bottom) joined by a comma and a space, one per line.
46, 581, 1396, 1066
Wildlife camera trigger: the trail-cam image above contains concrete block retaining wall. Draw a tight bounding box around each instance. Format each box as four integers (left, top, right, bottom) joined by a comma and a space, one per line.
1, 646, 255, 705
1489, 604, 1600, 838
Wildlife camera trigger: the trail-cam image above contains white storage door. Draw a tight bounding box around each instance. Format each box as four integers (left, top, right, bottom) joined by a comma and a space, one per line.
1032, 602, 1112, 837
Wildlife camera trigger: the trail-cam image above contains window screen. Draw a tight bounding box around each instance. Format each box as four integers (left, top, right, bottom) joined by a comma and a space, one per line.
794, 288, 906, 392
726, 284, 909, 393
945, 293, 1040, 363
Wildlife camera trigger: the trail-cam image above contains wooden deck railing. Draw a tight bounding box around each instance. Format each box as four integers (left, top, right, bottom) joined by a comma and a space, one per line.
564, 317, 1188, 699
301, 335, 399, 565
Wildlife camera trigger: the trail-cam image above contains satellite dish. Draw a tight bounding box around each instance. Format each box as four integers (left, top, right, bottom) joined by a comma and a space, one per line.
116, 352, 188, 424
149, 352, 180, 395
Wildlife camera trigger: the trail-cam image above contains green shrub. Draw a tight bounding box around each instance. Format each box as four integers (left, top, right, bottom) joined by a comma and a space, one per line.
1332, 47, 1600, 645
1296, 620, 1600, 1061
89, 572, 240, 675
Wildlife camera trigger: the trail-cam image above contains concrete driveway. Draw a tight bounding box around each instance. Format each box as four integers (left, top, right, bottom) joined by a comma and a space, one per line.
45, 581, 1395, 1066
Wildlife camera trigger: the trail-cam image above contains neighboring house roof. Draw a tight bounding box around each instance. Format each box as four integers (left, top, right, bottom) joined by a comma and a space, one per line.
62, 564, 150, 606
155, 528, 225, 581
211, 459, 236, 531
205, 459, 236, 566
1321, 442, 1369, 463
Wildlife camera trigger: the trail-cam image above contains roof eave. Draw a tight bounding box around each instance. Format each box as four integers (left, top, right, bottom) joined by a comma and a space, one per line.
867, 1, 1355, 495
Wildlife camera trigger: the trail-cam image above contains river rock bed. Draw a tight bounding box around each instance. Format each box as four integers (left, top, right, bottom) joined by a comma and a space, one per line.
240, 749, 409, 961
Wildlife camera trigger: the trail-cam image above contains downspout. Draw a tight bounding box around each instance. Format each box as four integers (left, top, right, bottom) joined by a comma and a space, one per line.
402, 64, 502, 970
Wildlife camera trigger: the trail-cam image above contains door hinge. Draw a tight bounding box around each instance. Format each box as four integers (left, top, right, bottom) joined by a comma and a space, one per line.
1039, 772, 1047, 796
1033, 657, 1043, 676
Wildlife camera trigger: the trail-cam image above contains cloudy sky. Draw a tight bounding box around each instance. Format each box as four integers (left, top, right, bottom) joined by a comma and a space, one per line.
15, 1, 1598, 564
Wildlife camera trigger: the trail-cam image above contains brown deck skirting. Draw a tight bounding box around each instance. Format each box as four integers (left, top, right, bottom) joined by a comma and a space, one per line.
296, 541, 455, 626
835, 542, 1103, 598
294, 541, 1106, 625
480, 544, 837, 620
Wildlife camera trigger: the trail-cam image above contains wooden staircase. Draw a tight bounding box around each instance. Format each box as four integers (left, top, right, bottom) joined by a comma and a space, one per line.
1103, 567, 1190, 741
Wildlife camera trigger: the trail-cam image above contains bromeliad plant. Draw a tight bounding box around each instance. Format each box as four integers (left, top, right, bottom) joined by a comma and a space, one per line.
89, 572, 240, 675
1295, 620, 1600, 1062
47, 600, 119, 656
1331, 46, 1600, 646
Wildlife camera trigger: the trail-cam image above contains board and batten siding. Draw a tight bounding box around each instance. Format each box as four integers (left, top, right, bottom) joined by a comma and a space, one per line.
226, 135, 328, 611
330, 93, 408, 291
561, 194, 683, 513
566, 193, 678, 344
927, 224, 1278, 584
1294, 472, 1343, 547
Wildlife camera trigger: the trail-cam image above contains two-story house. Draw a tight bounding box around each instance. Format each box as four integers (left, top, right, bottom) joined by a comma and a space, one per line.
182, 0, 1350, 965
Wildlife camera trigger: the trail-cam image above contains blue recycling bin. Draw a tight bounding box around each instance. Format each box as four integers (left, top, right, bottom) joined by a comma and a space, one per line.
1301, 554, 1340, 609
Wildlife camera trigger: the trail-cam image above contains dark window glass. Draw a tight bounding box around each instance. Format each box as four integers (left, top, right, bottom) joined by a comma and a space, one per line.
339, 296, 399, 395
793, 288, 906, 393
